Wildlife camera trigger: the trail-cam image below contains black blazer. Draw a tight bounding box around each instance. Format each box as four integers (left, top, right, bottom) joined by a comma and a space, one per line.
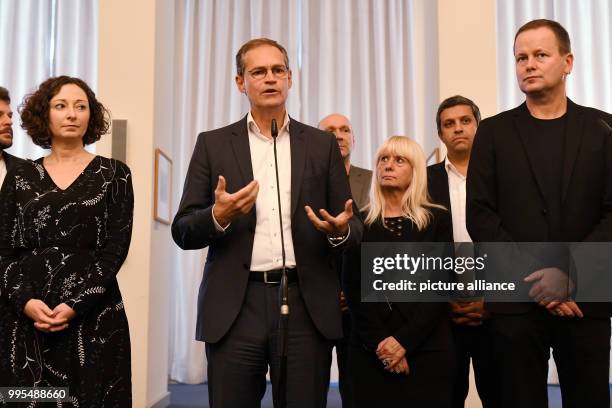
466, 99, 612, 315
427, 162, 452, 234
172, 116, 363, 343
343, 207, 453, 355
1, 152, 25, 190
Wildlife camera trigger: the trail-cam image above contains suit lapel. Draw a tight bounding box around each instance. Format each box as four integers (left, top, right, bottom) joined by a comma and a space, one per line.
513, 103, 546, 201
348, 166, 362, 203
289, 118, 307, 217
230, 116, 254, 185
432, 162, 454, 237
3, 152, 15, 173
437, 163, 451, 211
561, 99, 584, 203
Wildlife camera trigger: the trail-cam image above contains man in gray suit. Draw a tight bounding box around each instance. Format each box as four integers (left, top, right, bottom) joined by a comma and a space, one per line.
319, 114, 372, 210
318, 113, 372, 408
0, 87, 24, 189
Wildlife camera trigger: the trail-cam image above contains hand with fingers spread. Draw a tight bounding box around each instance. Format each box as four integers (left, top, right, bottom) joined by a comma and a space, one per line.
304, 199, 353, 238
524, 267, 574, 303
24, 299, 69, 333
212, 175, 259, 227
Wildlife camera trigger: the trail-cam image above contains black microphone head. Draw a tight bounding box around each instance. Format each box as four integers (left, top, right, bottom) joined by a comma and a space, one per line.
271, 118, 278, 138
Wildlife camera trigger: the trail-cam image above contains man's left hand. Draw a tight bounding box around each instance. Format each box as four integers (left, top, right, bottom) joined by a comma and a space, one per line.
305, 199, 353, 238
524, 267, 574, 303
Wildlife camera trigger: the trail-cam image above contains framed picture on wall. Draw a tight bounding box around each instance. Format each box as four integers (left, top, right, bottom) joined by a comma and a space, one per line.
154, 148, 172, 225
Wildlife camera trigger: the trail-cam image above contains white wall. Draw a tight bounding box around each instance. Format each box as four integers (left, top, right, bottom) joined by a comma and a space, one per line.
97, 0, 173, 406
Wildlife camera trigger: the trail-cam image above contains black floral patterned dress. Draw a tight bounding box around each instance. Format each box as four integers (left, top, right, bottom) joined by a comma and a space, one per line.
0, 156, 133, 407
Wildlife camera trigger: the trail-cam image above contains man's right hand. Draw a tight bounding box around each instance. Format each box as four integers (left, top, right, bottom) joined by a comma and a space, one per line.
450, 300, 486, 326
542, 300, 584, 318
212, 175, 259, 227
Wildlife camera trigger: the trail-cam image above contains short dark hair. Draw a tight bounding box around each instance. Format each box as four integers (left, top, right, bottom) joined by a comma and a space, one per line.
20, 76, 110, 149
514, 19, 571, 55
0, 86, 10, 103
235, 38, 290, 76
436, 95, 481, 134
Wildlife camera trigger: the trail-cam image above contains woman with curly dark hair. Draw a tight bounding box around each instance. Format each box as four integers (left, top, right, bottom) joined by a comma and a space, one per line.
0, 76, 133, 407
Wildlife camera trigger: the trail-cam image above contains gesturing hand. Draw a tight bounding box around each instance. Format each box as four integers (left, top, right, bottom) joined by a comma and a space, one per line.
24, 299, 69, 333
305, 199, 353, 238
212, 176, 259, 227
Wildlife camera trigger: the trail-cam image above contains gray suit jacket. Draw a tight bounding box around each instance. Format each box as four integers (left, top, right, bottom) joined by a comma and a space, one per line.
348, 165, 372, 211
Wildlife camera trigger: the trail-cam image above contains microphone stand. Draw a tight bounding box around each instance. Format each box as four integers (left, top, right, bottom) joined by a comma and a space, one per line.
271, 118, 289, 408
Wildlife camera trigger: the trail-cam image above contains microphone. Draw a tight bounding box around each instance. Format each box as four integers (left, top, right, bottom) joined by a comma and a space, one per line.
271, 118, 279, 139
271, 117, 289, 407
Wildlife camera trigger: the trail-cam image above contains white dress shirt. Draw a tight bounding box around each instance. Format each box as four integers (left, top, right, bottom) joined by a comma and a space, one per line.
211, 113, 349, 270
246, 112, 296, 271
444, 157, 471, 243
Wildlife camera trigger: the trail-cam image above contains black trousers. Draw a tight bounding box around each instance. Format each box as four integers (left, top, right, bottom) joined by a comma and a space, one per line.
490, 308, 611, 408
451, 321, 497, 408
349, 342, 455, 408
334, 312, 353, 408
205, 281, 333, 408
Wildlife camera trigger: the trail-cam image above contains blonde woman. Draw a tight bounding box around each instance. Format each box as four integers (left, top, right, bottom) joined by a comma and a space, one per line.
343, 136, 454, 407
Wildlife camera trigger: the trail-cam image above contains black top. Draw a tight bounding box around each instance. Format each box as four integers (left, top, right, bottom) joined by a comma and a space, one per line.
343, 206, 453, 355
528, 114, 566, 241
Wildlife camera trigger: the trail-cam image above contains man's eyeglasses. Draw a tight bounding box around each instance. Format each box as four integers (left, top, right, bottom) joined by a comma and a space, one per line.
247, 65, 289, 80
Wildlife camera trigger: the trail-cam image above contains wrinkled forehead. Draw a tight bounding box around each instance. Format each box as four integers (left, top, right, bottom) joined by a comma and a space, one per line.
243, 45, 287, 69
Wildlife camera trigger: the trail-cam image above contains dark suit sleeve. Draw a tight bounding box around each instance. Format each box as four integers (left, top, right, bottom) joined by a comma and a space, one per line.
172, 133, 225, 250
466, 119, 514, 242
584, 115, 612, 242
